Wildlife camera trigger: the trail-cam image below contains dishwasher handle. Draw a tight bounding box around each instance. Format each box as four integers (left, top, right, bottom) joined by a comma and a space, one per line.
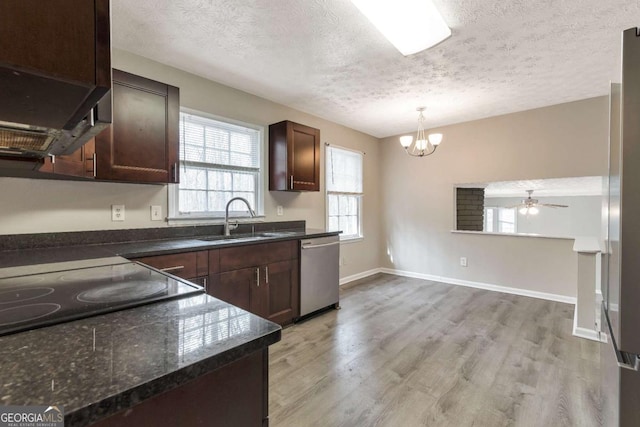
301, 241, 340, 250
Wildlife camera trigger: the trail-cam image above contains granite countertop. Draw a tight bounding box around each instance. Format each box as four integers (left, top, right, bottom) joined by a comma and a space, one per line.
0, 228, 340, 268
0, 292, 281, 426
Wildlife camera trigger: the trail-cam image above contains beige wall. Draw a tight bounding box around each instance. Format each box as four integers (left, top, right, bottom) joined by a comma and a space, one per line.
0, 51, 610, 296
379, 97, 609, 298
0, 50, 382, 279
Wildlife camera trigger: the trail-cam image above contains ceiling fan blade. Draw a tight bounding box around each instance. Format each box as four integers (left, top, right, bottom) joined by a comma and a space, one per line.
505, 204, 524, 209
539, 203, 569, 208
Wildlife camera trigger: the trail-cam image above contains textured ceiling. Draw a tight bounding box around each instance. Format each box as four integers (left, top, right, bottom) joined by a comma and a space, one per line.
478, 176, 604, 197
111, 0, 639, 138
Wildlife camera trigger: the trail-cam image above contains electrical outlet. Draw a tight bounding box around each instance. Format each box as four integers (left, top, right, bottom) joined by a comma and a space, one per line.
460, 257, 468, 267
151, 205, 163, 221
112, 205, 125, 222
276, 205, 284, 216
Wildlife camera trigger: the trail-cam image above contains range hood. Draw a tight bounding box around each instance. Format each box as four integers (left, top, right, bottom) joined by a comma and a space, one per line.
0, 0, 112, 160
0, 90, 111, 159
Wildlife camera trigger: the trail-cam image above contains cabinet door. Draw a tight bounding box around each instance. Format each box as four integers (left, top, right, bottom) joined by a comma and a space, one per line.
269, 120, 320, 191
264, 259, 299, 325
95, 69, 179, 183
212, 267, 257, 313
290, 122, 320, 191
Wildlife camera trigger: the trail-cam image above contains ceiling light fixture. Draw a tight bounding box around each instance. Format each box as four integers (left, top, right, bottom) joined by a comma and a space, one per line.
399, 107, 442, 157
350, 0, 451, 56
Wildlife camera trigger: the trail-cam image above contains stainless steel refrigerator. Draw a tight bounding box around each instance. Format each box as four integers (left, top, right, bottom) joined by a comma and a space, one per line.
601, 27, 640, 427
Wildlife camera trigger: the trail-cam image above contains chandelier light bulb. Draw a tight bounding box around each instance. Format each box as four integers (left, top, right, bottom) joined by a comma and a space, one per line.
428, 133, 443, 146
399, 135, 413, 148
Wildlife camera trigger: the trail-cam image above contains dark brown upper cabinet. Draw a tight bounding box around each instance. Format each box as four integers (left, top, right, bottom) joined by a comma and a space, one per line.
95, 69, 180, 184
0, 0, 111, 156
269, 121, 320, 191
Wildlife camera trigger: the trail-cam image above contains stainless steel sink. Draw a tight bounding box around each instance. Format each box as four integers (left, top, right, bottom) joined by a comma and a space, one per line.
197, 230, 300, 244
257, 231, 300, 237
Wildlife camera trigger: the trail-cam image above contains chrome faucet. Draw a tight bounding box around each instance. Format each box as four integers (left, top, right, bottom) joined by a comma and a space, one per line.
224, 197, 256, 236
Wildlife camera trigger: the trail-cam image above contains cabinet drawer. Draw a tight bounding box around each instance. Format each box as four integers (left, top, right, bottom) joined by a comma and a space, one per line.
219, 241, 297, 272
133, 251, 208, 280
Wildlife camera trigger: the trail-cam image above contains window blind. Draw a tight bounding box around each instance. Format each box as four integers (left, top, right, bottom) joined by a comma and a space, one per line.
327, 146, 363, 193
178, 113, 261, 215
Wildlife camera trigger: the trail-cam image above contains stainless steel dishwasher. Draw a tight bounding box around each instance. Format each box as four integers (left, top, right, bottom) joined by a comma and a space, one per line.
299, 235, 340, 317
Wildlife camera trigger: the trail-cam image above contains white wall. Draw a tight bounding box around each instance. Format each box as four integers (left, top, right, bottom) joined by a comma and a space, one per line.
484, 195, 602, 238
379, 97, 609, 298
0, 50, 382, 280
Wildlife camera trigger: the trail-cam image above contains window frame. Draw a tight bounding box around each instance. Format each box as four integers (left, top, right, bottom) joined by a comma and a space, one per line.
325, 145, 364, 242
168, 108, 265, 222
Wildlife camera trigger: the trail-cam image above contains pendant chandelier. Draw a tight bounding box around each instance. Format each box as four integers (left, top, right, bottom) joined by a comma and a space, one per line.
399, 107, 442, 157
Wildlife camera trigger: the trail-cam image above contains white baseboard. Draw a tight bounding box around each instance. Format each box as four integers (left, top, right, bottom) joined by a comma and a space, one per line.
378, 267, 577, 304
573, 308, 607, 343
340, 268, 383, 286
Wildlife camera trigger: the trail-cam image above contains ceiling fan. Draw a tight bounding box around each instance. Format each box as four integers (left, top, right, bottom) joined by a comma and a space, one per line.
507, 190, 568, 215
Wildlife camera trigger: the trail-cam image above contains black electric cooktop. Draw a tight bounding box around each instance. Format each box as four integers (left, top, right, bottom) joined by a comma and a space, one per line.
0, 261, 204, 336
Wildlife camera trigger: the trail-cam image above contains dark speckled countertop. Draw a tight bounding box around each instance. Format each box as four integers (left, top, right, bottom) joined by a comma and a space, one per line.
0, 293, 281, 426
0, 228, 339, 268
0, 223, 339, 426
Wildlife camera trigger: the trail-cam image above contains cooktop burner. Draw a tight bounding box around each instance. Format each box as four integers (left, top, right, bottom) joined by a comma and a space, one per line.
0, 287, 54, 304
0, 303, 61, 326
0, 262, 204, 336
77, 281, 168, 304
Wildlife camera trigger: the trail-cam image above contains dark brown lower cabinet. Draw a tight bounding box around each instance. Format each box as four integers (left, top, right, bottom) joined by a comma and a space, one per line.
215, 267, 255, 313
264, 259, 298, 325
209, 241, 299, 326
132, 242, 300, 327
91, 349, 269, 427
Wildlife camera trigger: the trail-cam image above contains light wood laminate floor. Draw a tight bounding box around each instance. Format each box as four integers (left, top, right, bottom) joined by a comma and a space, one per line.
269, 274, 601, 427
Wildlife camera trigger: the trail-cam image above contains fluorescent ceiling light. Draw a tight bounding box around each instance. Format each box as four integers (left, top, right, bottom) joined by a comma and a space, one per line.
350, 0, 451, 56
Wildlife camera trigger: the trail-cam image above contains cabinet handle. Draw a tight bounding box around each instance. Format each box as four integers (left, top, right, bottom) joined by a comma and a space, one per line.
256, 267, 260, 287
265, 266, 269, 284
92, 153, 97, 178
172, 162, 178, 183
290, 175, 294, 190
50, 155, 56, 164
160, 265, 185, 273
203, 277, 208, 293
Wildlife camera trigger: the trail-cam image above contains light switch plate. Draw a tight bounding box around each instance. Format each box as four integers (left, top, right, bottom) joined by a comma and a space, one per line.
112, 205, 125, 222
277, 205, 284, 216
151, 205, 163, 221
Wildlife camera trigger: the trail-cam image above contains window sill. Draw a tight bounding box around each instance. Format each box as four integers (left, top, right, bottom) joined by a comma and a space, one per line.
340, 236, 364, 244
167, 215, 266, 226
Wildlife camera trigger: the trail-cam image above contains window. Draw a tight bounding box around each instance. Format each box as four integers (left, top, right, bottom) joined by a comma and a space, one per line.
172, 111, 263, 218
484, 207, 517, 233
326, 145, 363, 240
